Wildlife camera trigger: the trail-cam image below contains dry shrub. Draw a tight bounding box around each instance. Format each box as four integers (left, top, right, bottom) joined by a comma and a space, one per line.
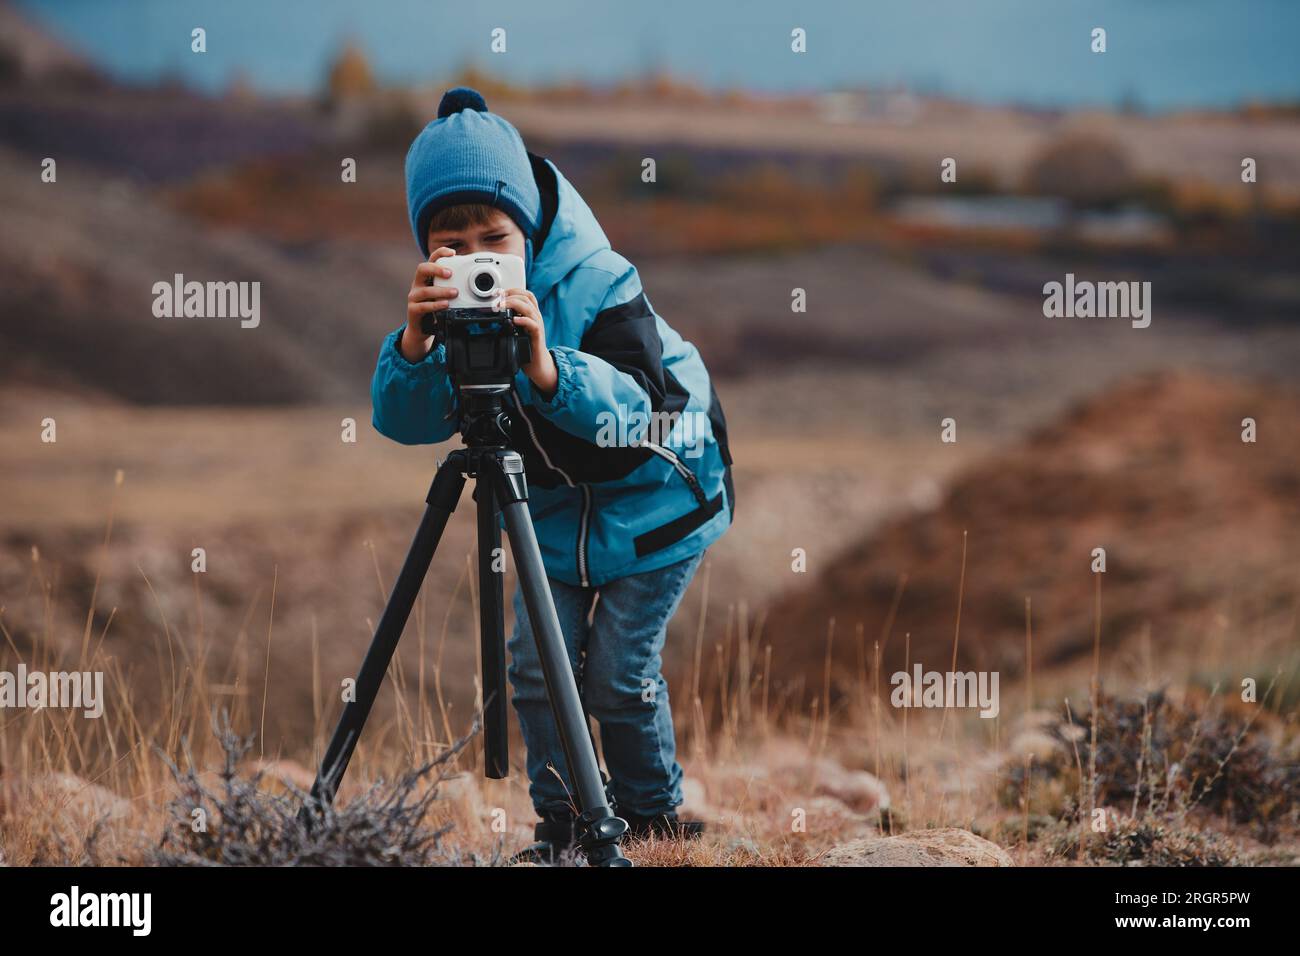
1047, 815, 1240, 867
151, 711, 498, 867
1003, 688, 1300, 843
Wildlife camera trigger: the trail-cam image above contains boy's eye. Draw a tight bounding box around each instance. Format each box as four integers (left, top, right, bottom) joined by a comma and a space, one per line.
485, 234, 507, 243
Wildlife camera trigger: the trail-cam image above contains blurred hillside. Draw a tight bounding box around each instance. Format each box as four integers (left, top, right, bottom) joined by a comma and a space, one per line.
0, 144, 390, 404
764, 373, 1300, 706
0, 0, 98, 88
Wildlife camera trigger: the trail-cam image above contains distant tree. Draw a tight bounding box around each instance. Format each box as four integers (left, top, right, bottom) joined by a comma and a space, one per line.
447, 62, 522, 102
326, 41, 376, 103
224, 67, 257, 104
1023, 132, 1137, 208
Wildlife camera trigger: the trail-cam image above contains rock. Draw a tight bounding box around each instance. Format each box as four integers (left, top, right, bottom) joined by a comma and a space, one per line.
821, 828, 1014, 867
724, 836, 761, 856
756, 737, 891, 814
816, 766, 890, 813
2, 772, 144, 862
1005, 728, 1063, 763
800, 795, 878, 834
17, 772, 131, 826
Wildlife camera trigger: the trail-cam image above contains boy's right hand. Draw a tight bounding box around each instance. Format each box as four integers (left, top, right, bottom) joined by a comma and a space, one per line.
401, 246, 458, 364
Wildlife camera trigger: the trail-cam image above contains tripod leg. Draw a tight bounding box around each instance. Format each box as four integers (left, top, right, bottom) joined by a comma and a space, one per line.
300, 455, 467, 823
475, 482, 508, 778
489, 452, 630, 866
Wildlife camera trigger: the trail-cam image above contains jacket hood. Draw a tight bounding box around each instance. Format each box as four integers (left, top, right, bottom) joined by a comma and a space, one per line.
526, 156, 612, 303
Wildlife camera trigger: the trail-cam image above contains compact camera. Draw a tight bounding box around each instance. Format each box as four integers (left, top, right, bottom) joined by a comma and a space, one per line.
430, 252, 526, 310
420, 252, 531, 390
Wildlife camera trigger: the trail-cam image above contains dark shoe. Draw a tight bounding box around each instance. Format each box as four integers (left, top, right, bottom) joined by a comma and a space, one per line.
510, 811, 580, 865
621, 810, 706, 841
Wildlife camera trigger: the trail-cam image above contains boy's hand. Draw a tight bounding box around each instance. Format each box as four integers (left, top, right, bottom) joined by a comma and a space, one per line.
499, 287, 558, 400
402, 246, 458, 364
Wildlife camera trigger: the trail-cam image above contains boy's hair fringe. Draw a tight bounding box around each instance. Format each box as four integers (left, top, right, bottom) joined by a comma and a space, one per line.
427, 203, 502, 235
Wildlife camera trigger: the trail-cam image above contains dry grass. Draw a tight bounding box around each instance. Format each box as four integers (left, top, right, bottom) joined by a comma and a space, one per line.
0, 478, 940, 866
3, 433, 1298, 867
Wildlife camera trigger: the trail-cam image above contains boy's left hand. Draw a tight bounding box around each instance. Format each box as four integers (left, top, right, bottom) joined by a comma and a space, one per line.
498, 287, 558, 401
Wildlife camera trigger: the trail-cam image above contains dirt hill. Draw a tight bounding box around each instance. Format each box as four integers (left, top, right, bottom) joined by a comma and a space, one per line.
0, 143, 403, 405
0, 0, 100, 87
762, 372, 1300, 700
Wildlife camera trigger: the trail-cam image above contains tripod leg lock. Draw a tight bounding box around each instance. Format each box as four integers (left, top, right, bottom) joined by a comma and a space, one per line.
488, 450, 529, 505
426, 450, 470, 509
575, 808, 632, 866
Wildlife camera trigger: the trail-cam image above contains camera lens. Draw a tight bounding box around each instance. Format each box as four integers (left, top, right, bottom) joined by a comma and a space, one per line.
471, 267, 497, 298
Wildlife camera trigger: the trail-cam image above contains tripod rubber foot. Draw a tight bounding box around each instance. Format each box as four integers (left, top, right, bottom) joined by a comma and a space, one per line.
576, 809, 633, 867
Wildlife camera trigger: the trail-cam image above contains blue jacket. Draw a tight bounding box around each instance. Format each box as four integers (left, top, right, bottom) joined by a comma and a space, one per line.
371, 155, 734, 587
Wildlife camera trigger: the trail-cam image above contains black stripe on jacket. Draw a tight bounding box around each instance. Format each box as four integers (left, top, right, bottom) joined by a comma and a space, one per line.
511, 291, 690, 487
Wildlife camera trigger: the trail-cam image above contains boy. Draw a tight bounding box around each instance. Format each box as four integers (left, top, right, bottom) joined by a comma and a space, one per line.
372, 87, 735, 859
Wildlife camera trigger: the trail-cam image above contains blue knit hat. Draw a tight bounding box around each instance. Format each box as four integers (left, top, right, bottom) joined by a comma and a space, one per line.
405, 87, 542, 265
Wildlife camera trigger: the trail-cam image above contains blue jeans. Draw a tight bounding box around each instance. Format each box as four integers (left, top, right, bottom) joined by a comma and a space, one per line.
507, 550, 704, 818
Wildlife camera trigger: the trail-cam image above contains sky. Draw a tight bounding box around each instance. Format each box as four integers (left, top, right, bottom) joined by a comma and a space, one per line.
16, 0, 1300, 111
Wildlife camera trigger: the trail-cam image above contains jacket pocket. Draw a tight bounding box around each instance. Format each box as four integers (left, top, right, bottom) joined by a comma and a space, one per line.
631, 442, 724, 558
633, 491, 726, 558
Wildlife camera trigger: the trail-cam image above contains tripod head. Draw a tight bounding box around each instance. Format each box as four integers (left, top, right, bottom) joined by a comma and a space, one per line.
423, 307, 532, 392
455, 388, 514, 449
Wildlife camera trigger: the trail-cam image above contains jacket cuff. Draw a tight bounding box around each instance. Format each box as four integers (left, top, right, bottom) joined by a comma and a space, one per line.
534, 346, 575, 414
384, 326, 445, 379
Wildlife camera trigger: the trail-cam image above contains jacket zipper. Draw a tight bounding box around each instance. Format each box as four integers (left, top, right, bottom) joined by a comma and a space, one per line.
577, 484, 592, 587
639, 441, 709, 506
511, 393, 575, 487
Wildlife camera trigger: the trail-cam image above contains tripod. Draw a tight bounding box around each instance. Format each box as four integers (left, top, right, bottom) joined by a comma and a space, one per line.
298, 382, 631, 866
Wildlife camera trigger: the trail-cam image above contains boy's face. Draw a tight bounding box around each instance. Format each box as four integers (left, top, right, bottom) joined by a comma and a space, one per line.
428, 210, 526, 260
